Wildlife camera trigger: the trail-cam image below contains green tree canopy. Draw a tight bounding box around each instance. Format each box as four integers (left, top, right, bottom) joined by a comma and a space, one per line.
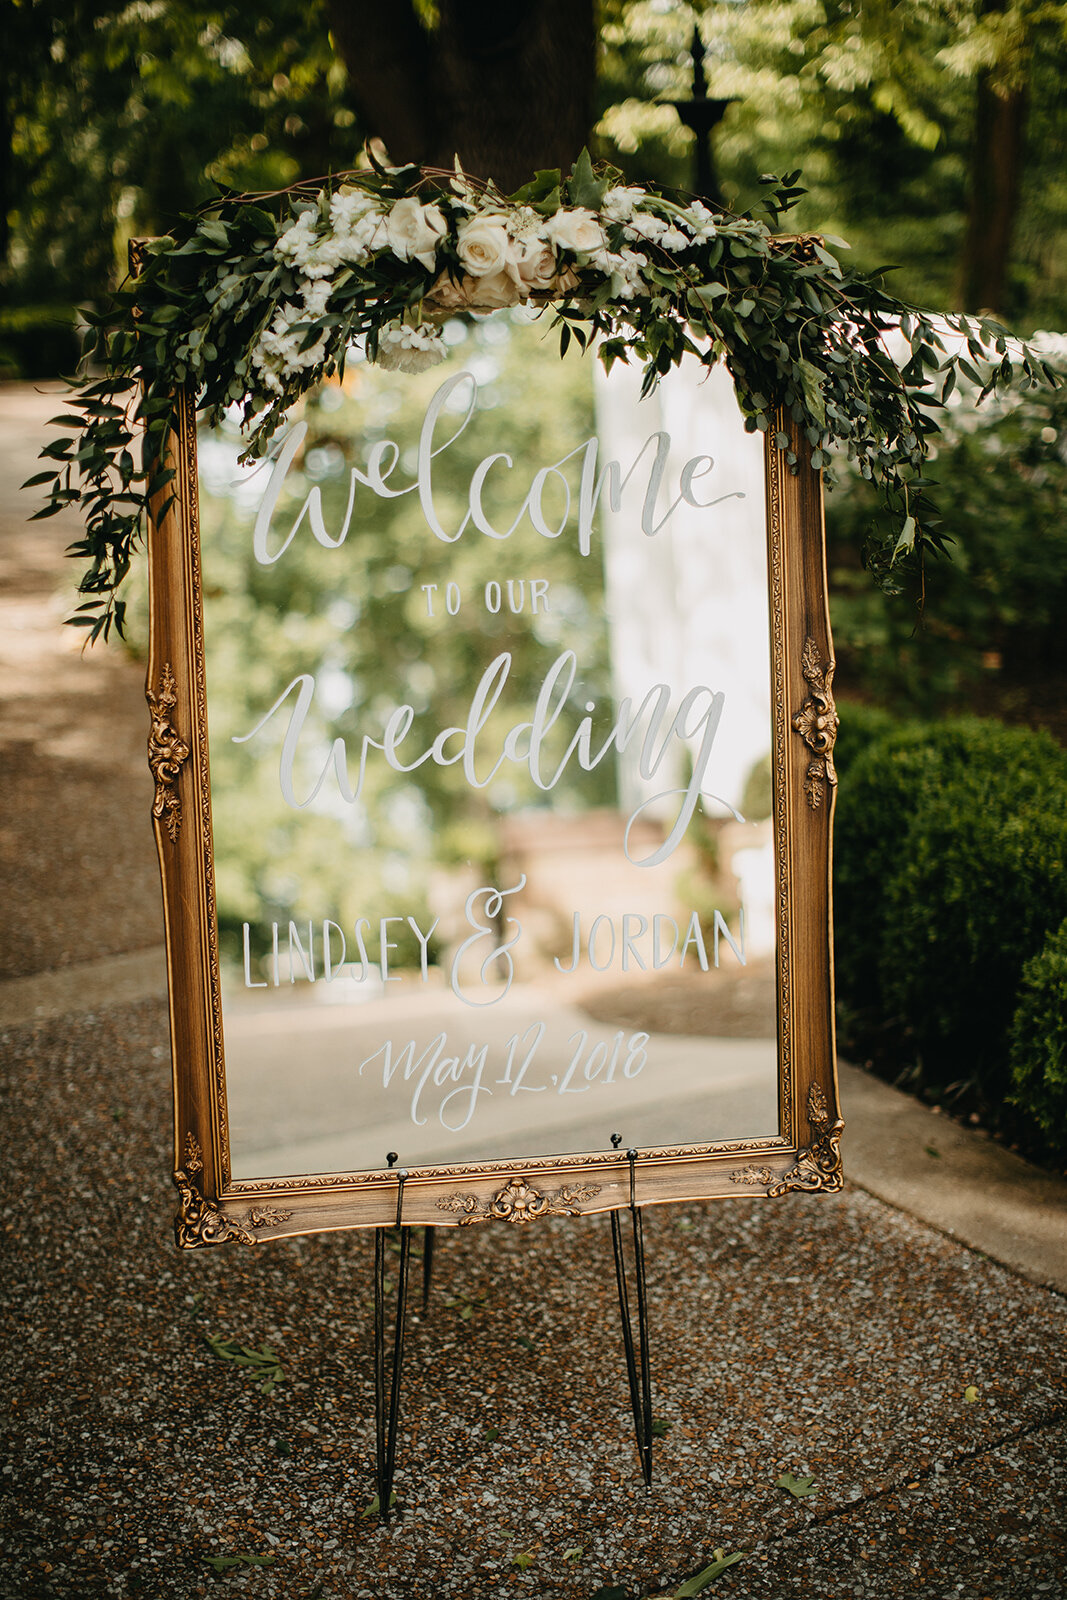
6, 0, 1066, 359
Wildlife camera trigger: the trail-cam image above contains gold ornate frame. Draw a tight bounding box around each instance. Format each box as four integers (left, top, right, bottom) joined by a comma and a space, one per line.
147, 383, 840, 1249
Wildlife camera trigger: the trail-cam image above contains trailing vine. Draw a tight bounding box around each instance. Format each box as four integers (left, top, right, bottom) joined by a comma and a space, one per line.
28, 149, 1058, 643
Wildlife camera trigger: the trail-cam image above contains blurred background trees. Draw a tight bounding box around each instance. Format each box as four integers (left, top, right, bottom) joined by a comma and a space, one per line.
6, 0, 1067, 374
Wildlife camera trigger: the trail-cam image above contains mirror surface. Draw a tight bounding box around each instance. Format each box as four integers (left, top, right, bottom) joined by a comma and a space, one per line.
196, 314, 778, 1179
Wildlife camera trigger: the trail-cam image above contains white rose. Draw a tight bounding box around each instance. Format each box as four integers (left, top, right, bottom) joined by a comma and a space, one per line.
427, 268, 523, 311
384, 198, 447, 272
544, 207, 606, 255
456, 215, 516, 279
514, 240, 559, 291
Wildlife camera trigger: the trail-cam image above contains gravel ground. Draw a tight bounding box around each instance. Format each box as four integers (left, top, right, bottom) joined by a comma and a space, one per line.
3, 1000, 1065, 1600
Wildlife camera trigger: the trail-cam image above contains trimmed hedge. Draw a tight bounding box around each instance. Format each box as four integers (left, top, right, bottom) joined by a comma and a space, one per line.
832, 700, 901, 784
1009, 918, 1067, 1165
833, 715, 1067, 1134
880, 767, 1067, 1099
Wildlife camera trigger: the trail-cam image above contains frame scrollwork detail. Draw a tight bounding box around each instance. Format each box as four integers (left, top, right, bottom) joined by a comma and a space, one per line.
246, 1206, 294, 1230
767, 1083, 844, 1196
792, 637, 838, 809
731, 1164, 776, 1186
437, 1176, 602, 1226
173, 1135, 257, 1249
146, 662, 191, 842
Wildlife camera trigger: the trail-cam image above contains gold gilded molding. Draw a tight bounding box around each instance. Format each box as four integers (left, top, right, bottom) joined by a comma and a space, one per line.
767, 1083, 844, 1196
173, 1135, 257, 1248
766, 427, 794, 1138
146, 663, 191, 842
792, 636, 838, 809
437, 1175, 601, 1225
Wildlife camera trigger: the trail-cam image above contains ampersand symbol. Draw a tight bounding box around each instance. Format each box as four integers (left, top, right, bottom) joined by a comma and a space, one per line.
449, 876, 527, 1007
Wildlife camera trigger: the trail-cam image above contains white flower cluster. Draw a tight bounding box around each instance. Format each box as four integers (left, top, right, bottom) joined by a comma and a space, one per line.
251, 303, 330, 397
251, 172, 730, 394
376, 321, 448, 373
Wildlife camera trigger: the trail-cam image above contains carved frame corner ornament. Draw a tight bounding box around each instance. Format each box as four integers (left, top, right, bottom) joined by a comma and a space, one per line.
437, 1175, 602, 1226
173, 1134, 258, 1249
792, 636, 839, 809
767, 1083, 844, 1197
146, 663, 191, 842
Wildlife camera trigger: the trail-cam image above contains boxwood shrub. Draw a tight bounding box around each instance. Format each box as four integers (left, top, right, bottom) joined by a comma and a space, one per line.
1009, 918, 1067, 1166
834, 716, 1067, 1125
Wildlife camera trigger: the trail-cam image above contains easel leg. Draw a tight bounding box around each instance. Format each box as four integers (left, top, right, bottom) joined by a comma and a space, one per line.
422, 1225, 436, 1315
610, 1143, 654, 1486
372, 1166, 411, 1525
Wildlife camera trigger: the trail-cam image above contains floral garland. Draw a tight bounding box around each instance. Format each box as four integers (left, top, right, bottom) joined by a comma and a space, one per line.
31, 150, 1058, 642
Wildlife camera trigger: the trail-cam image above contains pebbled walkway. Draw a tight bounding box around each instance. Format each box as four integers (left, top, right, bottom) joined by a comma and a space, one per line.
2, 385, 1065, 1600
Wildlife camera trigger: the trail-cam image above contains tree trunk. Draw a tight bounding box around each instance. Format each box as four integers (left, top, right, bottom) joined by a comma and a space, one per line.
325, 0, 595, 191
956, 45, 1029, 314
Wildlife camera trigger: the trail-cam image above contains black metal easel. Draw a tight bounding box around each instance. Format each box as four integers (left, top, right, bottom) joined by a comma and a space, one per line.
610, 1135, 655, 1486
372, 1155, 410, 1526
369, 1140, 657, 1517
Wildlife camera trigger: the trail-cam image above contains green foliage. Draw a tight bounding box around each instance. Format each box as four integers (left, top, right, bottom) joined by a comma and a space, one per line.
203, 1332, 285, 1395
204, 1552, 276, 1572
834, 717, 1067, 1126
664, 1553, 746, 1596
738, 752, 772, 822
835, 719, 1001, 1020
360, 1492, 397, 1519
596, 1, 1067, 326
1009, 917, 1067, 1163
832, 701, 901, 785
776, 1472, 817, 1498
4, 1, 359, 372
828, 354, 1067, 716
32, 155, 1058, 642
